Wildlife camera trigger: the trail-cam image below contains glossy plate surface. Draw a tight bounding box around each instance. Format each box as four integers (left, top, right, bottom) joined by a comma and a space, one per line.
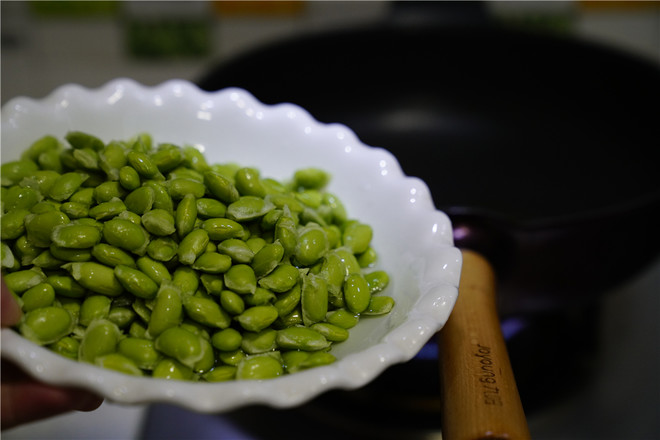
1, 79, 461, 412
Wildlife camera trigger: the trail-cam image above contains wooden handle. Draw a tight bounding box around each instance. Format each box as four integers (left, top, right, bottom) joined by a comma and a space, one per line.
438, 249, 531, 440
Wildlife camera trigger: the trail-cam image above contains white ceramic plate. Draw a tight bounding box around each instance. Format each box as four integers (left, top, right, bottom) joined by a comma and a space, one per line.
0, 78, 461, 413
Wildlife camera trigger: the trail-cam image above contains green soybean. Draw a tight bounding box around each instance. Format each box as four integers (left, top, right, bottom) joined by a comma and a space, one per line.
224, 264, 257, 294
24, 210, 70, 247
166, 178, 206, 200
202, 218, 244, 241
4, 268, 46, 294
46, 273, 86, 298
79, 319, 121, 363
1, 209, 31, 240
195, 198, 226, 218
236, 354, 283, 380
92, 243, 136, 268
20, 306, 74, 345
95, 353, 143, 376
114, 265, 159, 299
79, 295, 112, 326
152, 358, 193, 381
154, 326, 203, 369
203, 171, 239, 204
363, 296, 395, 315
203, 365, 237, 382
48, 336, 80, 360
49, 172, 87, 201
103, 218, 149, 254
241, 328, 277, 354
2, 160, 39, 186
148, 282, 183, 337
141, 209, 176, 236
175, 193, 197, 238
21, 283, 56, 312
64, 262, 124, 297
236, 305, 279, 332
192, 252, 232, 274
258, 263, 299, 293
276, 326, 330, 351
51, 224, 102, 249
146, 237, 178, 262
127, 151, 162, 179
177, 229, 209, 265
88, 198, 127, 221
118, 337, 161, 370
219, 289, 245, 315
211, 328, 242, 351
66, 130, 105, 151
344, 273, 371, 314
183, 295, 231, 329
301, 274, 328, 326
119, 166, 141, 191
124, 186, 155, 215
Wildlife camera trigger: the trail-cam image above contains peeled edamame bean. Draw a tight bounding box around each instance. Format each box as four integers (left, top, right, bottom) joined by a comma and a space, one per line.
236, 354, 283, 380
79, 319, 121, 363
2, 131, 394, 383
154, 326, 203, 369
20, 306, 74, 345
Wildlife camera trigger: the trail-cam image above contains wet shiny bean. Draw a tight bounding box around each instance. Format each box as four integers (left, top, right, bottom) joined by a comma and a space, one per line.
154, 326, 203, 369
147, 282, 183, 337
95, 353, 143, 376
4, 268, 46, 294
79, 319, 121, 363
343, 273, 371, 314
276, 326, 330, 351
114, 264, 159, 299
141, 209, 176, 236
183, 295, 231, 329
211, 328, 242, 351
241, 328, 277, 354
236, 305, 279, 332
51, 224, 102, 249
79, 295, 113, 326
258, 263, 299, 293
175, 193, 197, 238
118, 337, 161, 370
64, 262, 124, 297
192, 252, 232, 274
92, 243, 136, 268
224, 264, 257, 294
219, 289, 245, 315
216, 238, 254, 264
202, 218, 244, 241
301, 274, 328, 326
20, 306, 74, 345
21, 283, 56, 312
236, 354, 283, 380
177, 229, 209, 265
251, 241, 284, 278
103, 218, 149, 255
146, 237, 178, 262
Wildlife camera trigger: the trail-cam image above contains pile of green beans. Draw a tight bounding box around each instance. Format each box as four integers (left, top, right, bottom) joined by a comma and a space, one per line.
0, 131, 394, 381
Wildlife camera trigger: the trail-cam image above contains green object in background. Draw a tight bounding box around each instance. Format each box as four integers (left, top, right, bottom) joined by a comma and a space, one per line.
125, 18, 211, 58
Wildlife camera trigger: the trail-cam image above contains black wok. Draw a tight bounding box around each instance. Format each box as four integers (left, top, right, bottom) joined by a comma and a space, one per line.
196, 20, 660, 439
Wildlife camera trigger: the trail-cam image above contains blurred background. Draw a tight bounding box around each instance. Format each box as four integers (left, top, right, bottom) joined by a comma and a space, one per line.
2, 1, 659, 439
